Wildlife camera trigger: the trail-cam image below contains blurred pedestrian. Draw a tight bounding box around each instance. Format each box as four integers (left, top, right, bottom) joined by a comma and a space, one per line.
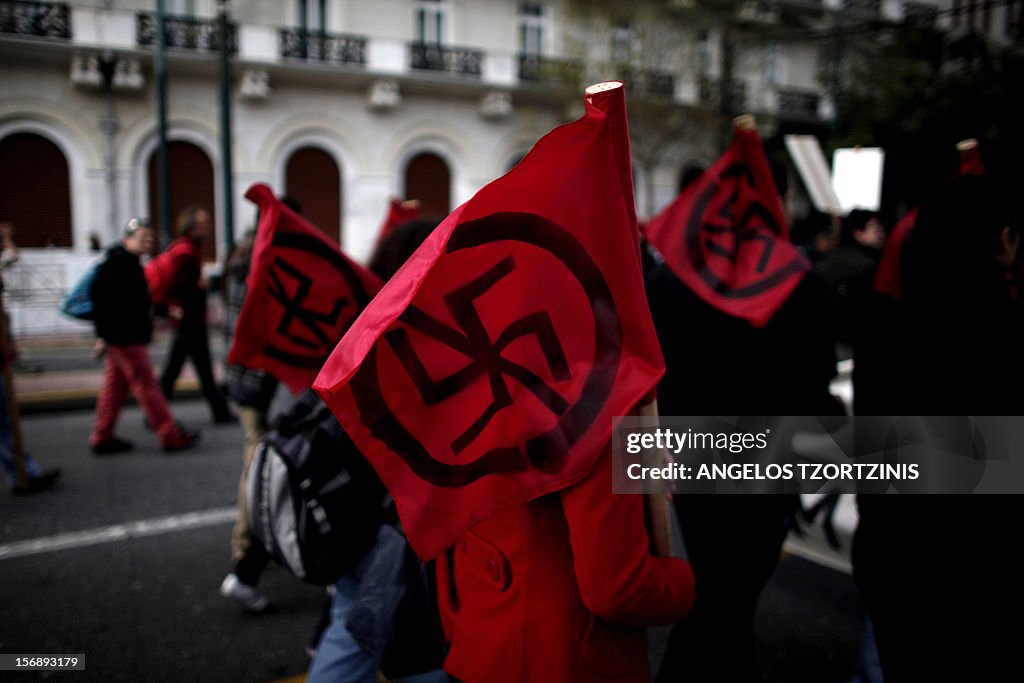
0, 220, 61, 493
218, 228, 276, 612
90, 218, 198, 454
307, 218, 451, 683
647, 141, 842, 683
816, 209, 887, 355
155, 207, 235, 424
853, 174, 1021, 682
1, 356, 60, 495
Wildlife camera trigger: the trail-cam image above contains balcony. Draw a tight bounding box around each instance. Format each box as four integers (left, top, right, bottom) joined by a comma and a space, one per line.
136, 13, 237, 54
776, 87, 820, 120
517, 53, 580, 87
699, 77, 747, 112
409, 42, 482, 78
0, 0, 70, 40
617, 66, 675, 98
279, 28, 366, 66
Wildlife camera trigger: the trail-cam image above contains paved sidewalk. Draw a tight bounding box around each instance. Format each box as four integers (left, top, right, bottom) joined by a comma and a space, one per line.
10, 329, 218, 413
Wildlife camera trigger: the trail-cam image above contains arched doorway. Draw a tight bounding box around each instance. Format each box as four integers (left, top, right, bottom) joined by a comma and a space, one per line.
404, 152, 450, 218
284, 146, 341, 244
147, 141, 216, 262
0, 133, 72, 247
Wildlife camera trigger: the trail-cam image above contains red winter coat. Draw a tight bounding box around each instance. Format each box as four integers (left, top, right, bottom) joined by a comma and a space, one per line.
436, 446, 695, 682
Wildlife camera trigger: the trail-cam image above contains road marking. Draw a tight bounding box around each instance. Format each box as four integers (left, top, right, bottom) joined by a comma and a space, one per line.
0, 507, 237, 561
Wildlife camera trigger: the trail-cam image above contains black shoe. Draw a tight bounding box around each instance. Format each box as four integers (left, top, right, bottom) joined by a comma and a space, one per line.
92, 437, 134, 455
163, 429, 200, 453
11, 469, 62, 495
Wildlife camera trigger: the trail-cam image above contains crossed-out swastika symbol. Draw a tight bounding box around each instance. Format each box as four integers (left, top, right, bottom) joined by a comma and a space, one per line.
687, 163, 806, 299
386, 255, 571, 455
349, 211, 622, 488
267, 257, 347, 351
701, 162, 782, 274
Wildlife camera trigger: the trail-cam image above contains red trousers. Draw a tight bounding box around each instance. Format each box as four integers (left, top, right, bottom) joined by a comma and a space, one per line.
92, 344, 177, 447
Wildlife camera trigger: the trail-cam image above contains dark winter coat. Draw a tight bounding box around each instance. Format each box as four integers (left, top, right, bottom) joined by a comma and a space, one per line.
91, 245, 153, 346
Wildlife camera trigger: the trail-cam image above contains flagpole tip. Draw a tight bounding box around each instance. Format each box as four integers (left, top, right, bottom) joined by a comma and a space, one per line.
585, 81, 623, 95
585, 81, 624, 105
733, 114, 756, 131
956, 138, 978, 151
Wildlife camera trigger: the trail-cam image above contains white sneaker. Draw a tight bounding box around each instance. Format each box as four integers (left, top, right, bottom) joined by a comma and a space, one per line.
219, 573, 269, 613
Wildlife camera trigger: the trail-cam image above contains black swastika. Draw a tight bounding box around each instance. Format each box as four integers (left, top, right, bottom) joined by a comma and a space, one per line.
267, 257, 347, 351
386, 255, 571, 455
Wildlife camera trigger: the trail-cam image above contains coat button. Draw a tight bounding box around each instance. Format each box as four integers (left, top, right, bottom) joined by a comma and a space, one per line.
456, 541, 467, 552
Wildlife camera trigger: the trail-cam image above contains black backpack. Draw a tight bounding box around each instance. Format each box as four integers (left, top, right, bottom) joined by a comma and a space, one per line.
247, 389, 389, 585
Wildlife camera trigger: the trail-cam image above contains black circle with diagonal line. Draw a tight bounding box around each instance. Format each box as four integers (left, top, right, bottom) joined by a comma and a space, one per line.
349, 211, 623, 487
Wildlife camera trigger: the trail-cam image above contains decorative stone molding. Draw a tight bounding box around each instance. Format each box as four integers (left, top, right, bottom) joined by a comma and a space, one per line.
240, 70, 271, 100
368, 80, 401, 111
479, 91, 513, 120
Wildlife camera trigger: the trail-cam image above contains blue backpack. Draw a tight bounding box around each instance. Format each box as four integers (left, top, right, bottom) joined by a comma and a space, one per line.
60, 261, 101, 321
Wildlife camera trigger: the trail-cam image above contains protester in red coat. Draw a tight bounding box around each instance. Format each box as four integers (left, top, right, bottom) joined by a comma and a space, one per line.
435, 445, 696, 683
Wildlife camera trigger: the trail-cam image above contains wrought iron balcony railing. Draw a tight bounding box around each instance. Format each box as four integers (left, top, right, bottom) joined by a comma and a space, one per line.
409, 42, 482, 77
517, 53, 581, 86
136, 13, 237, 53
0, 0, 70, 40
776, 87, 821, 119
617, 66, 675, 98
699, 77, 747, 112
280, 28, 367, 65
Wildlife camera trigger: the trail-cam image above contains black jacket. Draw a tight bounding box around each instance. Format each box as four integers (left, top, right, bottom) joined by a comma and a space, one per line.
91, 245, 153, 345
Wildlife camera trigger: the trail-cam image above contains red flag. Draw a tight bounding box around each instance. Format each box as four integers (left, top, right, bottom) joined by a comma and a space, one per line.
228, 183, 382, 394
313, 82, 663, 560
643, 127, 809, 326
374, 197, 423, 249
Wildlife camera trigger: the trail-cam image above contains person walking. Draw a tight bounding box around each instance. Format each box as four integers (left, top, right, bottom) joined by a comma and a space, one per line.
155, 207, 234, 424
90, 218, 198, 454
218, 229, 276, 612
0, 221, 61, 492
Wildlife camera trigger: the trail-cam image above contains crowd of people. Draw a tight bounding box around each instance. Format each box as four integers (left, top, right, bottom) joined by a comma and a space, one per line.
1, 128, 1020, 682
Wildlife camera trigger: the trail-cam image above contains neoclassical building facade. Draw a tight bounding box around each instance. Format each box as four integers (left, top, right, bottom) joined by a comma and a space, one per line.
3, 0, 977, 333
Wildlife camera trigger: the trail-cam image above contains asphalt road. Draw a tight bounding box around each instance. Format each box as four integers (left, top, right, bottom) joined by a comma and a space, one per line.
2, 398, 866, 683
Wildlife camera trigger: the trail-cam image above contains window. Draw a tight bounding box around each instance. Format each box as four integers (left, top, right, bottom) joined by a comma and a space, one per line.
415, 0, 446, 45
519, 3, 544, 55
404, 153, 450, 217
297, 0, 327, 33
764, 42, 780, 86
285, 147, 341, 245
695, 29, 710, 75
611, 19, 631, 63
166, 0, 195, 16
0, 133, 72, 248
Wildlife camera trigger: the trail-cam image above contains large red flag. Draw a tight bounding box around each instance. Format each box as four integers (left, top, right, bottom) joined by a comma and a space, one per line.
228, 184, 382, 393
313, 82, 663, 560
643, 125, 809, 327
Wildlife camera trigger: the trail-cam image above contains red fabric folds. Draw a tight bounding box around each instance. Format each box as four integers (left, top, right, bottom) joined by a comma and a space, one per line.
313, 83, 663, 560
643, 127, 809, 327
227, 183, 382, 394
